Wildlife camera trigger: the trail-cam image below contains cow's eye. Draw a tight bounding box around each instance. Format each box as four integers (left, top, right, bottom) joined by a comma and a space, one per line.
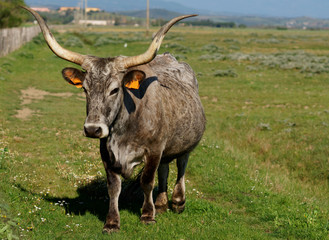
109, 88, 119, 96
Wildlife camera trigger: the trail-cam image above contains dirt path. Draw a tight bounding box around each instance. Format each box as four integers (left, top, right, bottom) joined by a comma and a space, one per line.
15, 87, 74, 120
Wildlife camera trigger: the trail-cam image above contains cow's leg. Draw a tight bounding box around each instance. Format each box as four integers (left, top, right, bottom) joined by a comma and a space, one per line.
100, 139, 121, 234
172, 153, 189, 213
155, 162, 169, 214
103, 170, 121, 234
140, 154, 161, 224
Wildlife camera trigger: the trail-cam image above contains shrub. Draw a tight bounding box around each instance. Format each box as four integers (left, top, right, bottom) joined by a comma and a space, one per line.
17, 52, 34, 59
94, 37, 123, 47
247, 38, 281, 44
227, 52, 252, 61
198, 54, 226, 61
64, 36, 84, 48
212, 50, 329, 74
258, 123, 272, 131
201, 44, 219, 52
223, 38, 240, 44
201, 44, 225, 53
246, 65, 259, 71
214, 69, 238, 77
229, 45, 241, 50
165, 43, 191, 54
32, 35, 44, 45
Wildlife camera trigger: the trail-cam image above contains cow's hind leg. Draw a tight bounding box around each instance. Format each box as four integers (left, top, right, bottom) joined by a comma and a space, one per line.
172, 153, 189, 213
155, 162, 169, 214
140, 154, 161, 224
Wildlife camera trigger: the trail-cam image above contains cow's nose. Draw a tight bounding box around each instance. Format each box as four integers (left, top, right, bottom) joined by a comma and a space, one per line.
84, 125, 103, 138
84, 123, 109, 138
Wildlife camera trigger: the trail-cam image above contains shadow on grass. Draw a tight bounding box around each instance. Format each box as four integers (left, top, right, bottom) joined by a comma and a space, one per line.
17, 176, 147, 223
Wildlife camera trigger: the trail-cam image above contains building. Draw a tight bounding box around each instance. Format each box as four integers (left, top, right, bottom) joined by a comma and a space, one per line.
78, 20, 107, 26
59, 7, 101, 12
59, 7, 80, 12
86, 8, 101, 13
31, 7, 50, 12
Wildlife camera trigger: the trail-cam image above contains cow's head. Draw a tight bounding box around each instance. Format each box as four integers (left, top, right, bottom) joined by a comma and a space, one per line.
22, 6, 196, 138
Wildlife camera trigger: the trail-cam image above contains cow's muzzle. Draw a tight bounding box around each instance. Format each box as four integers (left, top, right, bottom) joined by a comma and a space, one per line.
84, 123, 109, 139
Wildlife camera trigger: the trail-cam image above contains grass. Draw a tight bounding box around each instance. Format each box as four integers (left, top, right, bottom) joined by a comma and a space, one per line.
0, 26, 329, 239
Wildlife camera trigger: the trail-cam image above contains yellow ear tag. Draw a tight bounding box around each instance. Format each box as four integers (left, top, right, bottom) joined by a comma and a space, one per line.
70, 78, 83, 88
125, 79, 140, 89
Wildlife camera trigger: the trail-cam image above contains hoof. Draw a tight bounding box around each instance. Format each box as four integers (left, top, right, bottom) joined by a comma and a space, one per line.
172, 201, 185, 214
102, 225, 120, 235
155, 192, 168, 215
155, 203, 168, 214
140, 216, 156, 225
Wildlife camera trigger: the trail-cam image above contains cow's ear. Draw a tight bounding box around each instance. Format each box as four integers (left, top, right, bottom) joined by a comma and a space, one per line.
124, 70, 146, 90
62, 68, 85, 88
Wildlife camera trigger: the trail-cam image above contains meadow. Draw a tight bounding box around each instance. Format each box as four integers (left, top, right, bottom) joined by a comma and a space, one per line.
0, 25, 329, 239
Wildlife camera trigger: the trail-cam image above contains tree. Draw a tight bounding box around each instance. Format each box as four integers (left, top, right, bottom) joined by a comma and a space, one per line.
0, 0, 27, 28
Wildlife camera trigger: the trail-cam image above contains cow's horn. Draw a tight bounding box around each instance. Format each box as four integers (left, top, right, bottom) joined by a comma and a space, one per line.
21, 6, 87, 68
123, 14, 197, 69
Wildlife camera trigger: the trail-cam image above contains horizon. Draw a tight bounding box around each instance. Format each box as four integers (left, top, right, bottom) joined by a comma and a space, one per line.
25, 0, 329, 19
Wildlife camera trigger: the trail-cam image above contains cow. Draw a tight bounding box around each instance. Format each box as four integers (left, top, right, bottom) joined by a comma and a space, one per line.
22, 6, 206, 234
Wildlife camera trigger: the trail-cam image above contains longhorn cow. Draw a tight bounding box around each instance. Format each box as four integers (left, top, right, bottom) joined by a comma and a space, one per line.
22, 6, 206, 234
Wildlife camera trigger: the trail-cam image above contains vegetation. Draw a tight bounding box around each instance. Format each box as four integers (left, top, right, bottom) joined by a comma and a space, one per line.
0, 26, 329, 239
0, 0, 27, 28
205, 15, 329, 29
36, 11, 74, 25
188, 19, 236, 28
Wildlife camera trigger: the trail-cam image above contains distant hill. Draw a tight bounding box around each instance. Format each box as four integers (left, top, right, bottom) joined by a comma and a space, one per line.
118, 10, 329, 29
202, 15, 329, 28
119, 9, 184, 20
25, 0, 200, 14
25, 0, 329, 29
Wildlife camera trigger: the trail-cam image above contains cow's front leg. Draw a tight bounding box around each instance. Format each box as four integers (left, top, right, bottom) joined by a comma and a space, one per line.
140, 154, 161, 224
103, 170, 121, 234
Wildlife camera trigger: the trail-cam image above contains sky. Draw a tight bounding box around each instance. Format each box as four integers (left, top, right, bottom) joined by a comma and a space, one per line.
25, 0, 329, 19
167, 0, 329, 18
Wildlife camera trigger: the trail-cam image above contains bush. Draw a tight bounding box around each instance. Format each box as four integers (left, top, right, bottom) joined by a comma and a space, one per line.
204, 50, 329, 74
165, 43, 191, 54
227, 52, 252, 61
64, 36, 84, 48
247, 38, 281, 44
201, 44, 225, 54
198, 54, 226, 61
229, 45, 240, 51
32, 35, 44, 45
201, 44, 219, 52
214, 69, 238, 77
94, 37, 123, 47
0, 0, 27, 28
18, 52, 34, 59
223, 38, 240, 44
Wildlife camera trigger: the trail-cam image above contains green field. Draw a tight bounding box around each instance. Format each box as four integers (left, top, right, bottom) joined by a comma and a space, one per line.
0, 26, 329, 239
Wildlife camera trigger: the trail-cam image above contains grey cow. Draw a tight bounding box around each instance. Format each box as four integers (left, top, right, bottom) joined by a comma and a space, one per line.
22, 6, 206, 234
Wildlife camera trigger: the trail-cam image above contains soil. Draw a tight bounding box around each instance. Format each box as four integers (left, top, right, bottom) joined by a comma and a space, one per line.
15, 87, 74, 120
14, 107, 36, 120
